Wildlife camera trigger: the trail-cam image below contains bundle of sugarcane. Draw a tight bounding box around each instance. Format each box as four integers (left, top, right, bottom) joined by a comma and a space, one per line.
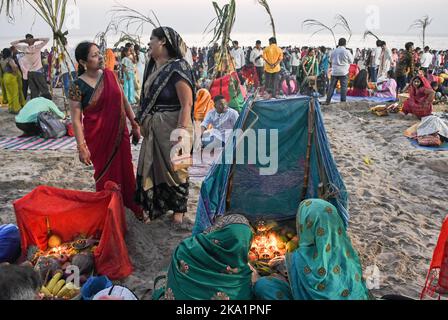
94, 21, 119, 55
204, 0, 237, 79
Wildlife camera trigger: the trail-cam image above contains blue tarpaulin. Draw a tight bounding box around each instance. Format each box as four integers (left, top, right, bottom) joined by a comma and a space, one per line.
193, 95, 349, 235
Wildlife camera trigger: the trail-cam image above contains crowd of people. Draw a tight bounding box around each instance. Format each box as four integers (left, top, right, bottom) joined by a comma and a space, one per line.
1, 26, 448, 300
3, 34, 448, 121
1, 32, 447, 223
1, 32, 447, 224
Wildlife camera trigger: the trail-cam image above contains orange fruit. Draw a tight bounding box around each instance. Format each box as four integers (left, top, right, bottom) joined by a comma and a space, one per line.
48, 235, 62, 249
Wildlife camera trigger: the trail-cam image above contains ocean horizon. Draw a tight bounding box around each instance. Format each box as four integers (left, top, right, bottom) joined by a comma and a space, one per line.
2, 32, 448, 50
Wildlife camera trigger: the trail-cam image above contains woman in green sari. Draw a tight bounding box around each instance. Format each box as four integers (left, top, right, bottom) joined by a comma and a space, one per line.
0, 48, 25, 114
254, 199, 370, 300
298, 48, 320, 96
153, 214, 254, 300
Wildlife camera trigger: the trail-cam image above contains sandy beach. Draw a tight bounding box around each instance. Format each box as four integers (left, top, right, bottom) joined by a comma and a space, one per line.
1, 97, 447, 299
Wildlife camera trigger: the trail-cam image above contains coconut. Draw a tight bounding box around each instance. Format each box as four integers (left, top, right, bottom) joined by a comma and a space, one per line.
48, 235, 62, 249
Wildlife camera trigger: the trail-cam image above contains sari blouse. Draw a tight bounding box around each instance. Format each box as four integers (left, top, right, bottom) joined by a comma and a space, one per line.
69, 77, 96, 109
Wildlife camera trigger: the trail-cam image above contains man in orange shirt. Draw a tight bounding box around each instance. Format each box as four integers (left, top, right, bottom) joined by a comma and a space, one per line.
263, 37, 283, 98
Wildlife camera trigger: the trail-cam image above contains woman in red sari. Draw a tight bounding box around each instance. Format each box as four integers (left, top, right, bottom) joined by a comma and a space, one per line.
402, 75, 435, 119
69, 42, 142, 215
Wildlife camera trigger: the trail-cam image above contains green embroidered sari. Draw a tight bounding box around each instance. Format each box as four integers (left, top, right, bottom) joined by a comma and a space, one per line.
153, 215, 254, 300
286, 199, 369, 300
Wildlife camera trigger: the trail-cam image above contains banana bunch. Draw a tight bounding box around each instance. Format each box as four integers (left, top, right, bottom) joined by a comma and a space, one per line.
40, 272, 80, 300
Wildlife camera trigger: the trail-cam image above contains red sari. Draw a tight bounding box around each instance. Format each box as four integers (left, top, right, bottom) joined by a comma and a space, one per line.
403, 75, 434, 119
83, 69, 141, 214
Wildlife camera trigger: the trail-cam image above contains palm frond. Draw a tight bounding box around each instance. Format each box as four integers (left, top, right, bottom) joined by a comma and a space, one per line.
335, 14, 352, 43
256, 0, 276, 39
302, 18, 337, 47
363, 30, 380, 41
110, 1, 161, 36
409, 15, 433, 47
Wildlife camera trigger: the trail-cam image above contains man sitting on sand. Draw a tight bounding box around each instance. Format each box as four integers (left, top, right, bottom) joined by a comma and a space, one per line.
431, 81, 448, 103
201, 95, 239, 150
15, 97, 66, 136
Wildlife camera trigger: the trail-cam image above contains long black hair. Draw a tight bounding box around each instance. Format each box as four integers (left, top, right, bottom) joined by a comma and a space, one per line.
353, 69, 368, 90
2, 48, 12, 59
134, 44, 141, 63
75, 41, 98, 76
121, 46, 130, 60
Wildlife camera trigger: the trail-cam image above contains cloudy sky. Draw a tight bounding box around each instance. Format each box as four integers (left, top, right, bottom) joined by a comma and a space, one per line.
1, 0, 446, 38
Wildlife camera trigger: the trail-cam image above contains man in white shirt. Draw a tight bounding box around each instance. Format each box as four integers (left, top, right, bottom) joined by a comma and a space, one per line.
420, 46, 433, 74
368, 40, 382, 83
250, 40, 265, 86
230, 41, 245, 71
290, 48, 301, 76
378, 41, 393, 80
11, 34, 51, 100
325, 38, 354, 104
201, 95, 239, 149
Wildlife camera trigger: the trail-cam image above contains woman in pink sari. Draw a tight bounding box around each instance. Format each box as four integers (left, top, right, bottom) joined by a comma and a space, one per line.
375, 70, 397, 99
69, 42, 142, 216
402, 74, 435, 119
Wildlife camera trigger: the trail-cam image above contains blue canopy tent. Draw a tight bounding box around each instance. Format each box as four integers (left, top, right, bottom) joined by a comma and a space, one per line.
193, 95, 349, 235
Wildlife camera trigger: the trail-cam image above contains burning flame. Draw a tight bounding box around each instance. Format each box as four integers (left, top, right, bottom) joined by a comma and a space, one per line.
250, 231, 286, 261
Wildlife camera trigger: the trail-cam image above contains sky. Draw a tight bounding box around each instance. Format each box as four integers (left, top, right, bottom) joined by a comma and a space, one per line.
0, 0, 446, 40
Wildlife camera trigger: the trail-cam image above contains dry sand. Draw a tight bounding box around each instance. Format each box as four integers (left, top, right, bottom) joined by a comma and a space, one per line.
1, 98, 447, 300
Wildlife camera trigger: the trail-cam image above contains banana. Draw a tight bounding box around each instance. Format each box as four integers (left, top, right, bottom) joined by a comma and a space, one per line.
46, 272, 62, 293
40, 286, 52, 297
56, 284, 71, 298
52, 279, 66, 295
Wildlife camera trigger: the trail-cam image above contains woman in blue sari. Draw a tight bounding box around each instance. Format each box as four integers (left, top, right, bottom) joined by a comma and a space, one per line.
254, 199, 370, 300
121, 47, 137, 105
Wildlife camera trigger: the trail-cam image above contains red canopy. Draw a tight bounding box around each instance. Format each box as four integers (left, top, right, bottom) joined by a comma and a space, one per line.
14, 181, 133, 280
209, 71, 246, 101
421, 216, 448, 299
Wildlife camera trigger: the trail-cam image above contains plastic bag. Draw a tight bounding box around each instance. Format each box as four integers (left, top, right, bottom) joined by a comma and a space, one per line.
37, 111, 67, 139
0, 224, 21, 263
81, 276, 113, 300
